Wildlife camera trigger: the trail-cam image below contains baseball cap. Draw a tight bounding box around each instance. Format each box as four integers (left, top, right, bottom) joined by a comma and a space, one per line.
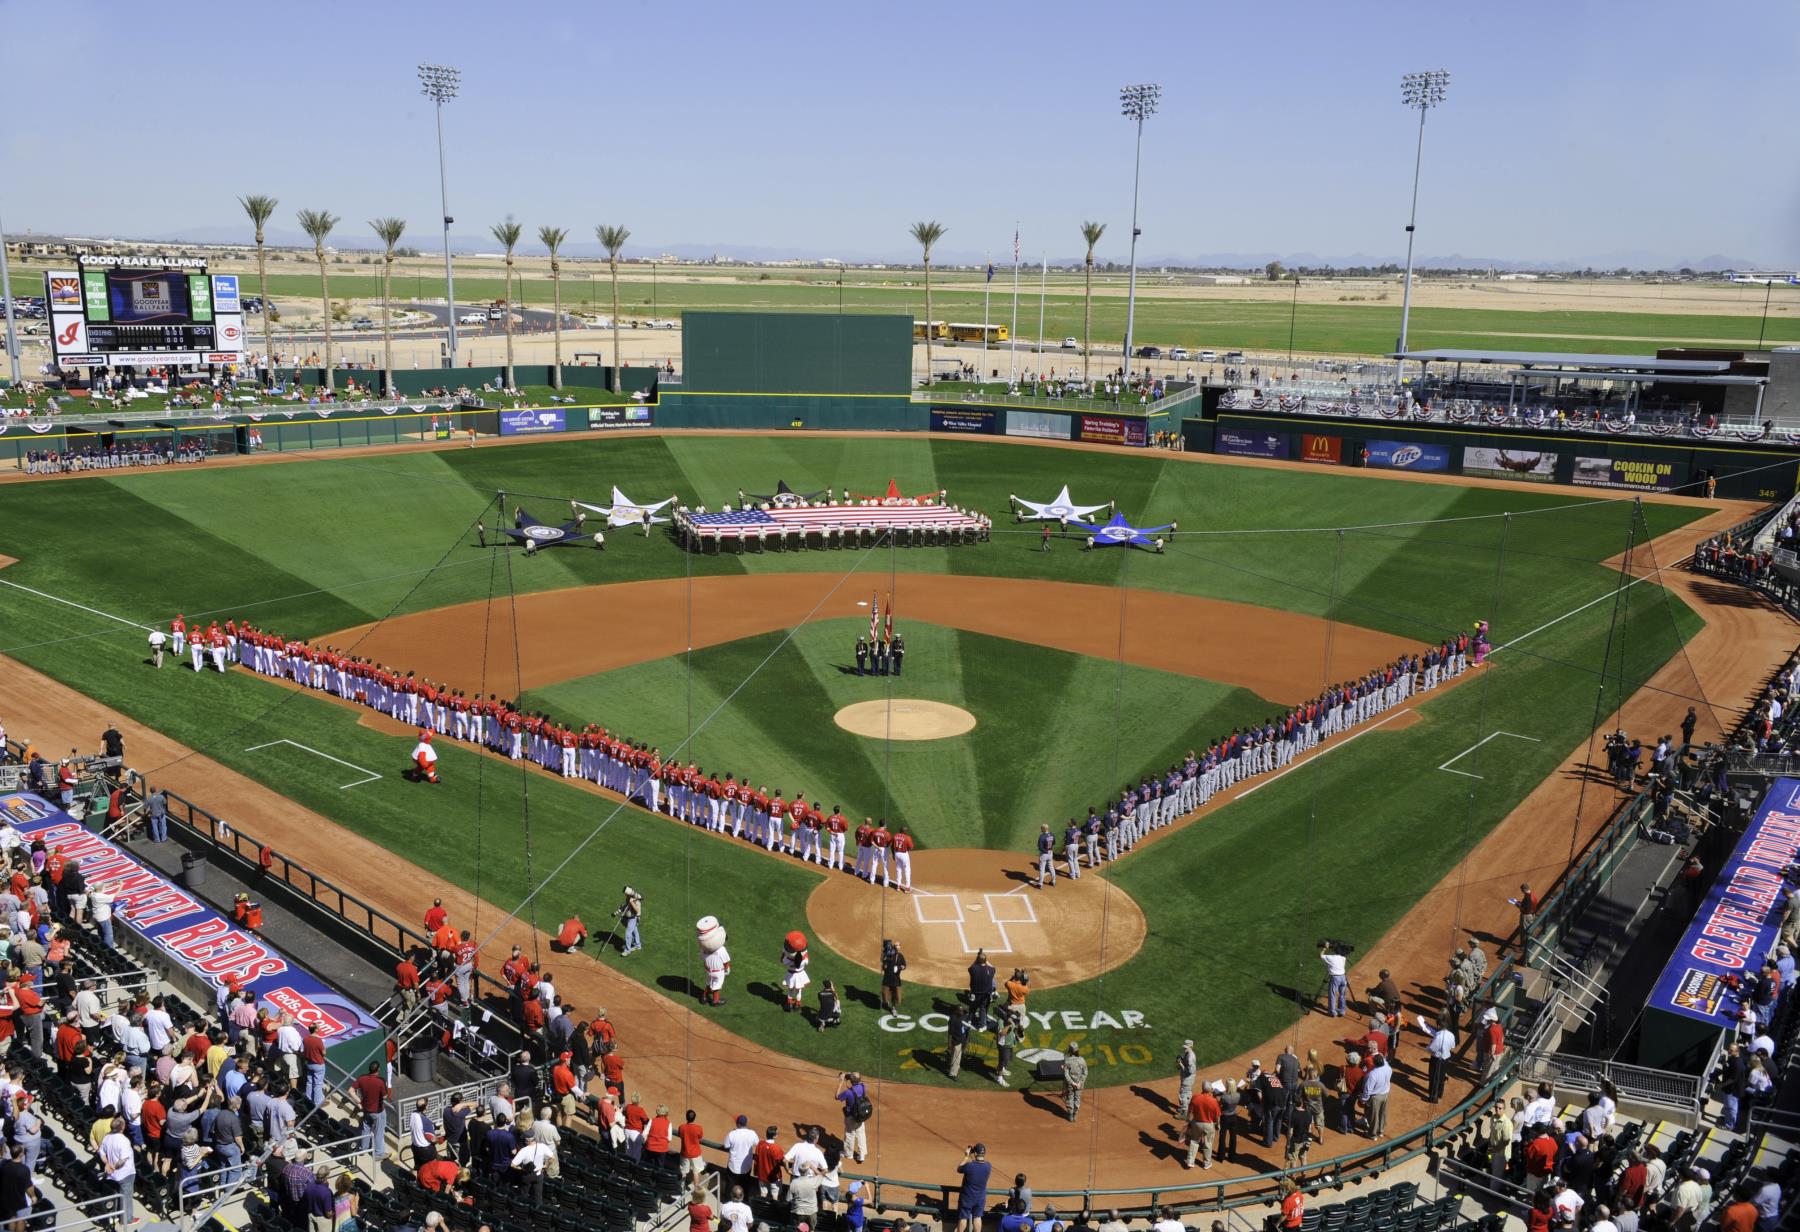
849, 1182, 863, 1195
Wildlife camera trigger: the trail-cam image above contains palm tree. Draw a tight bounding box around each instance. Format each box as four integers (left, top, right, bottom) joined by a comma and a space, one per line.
489, 218, 523, 391
296, 209, 340, 391
595, 224, 631, 390
1079, 220, 1107, 385
539, 226, 569, 388
909, 221, 946, 387
237, 194, 278, 385
370, 217, 407, 397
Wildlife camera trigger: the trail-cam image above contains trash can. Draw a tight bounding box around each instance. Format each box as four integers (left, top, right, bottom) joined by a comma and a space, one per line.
179, 851, 206, 889
405, 1044, 438, 1084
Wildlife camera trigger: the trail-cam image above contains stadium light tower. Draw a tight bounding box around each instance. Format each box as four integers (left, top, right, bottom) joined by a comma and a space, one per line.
1119, 82, 1161, 377
419, 62, 462, 372
0, 197, 20, 386
1395, 69, 1449, 386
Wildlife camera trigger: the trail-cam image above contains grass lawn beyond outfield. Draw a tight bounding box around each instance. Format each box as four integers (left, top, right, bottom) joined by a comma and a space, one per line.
0, 434, 1706, 1084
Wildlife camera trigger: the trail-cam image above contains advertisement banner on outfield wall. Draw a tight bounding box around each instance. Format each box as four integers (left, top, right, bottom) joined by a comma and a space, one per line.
0, 792, 383, 1044
499, 408, 567, 436
1005, 410, 1069, 441
1365, 439, 1450, 472
930, 408, 998, 435
1299, 434, 1342, 465
1572, 455, 1682, 491
1646, 776, 1800, 1027
1215, 429, 1289, 459
592, 406, 654, 428
1463, 447, 1558, 482
1078, 414, 1148, 447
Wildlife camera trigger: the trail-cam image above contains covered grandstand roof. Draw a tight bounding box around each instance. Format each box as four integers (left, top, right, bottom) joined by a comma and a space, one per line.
1500, 368, 1766, 386
1393, 347, 1731, 373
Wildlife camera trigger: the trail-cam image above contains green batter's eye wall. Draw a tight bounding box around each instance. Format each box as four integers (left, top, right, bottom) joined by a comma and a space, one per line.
682, 311, 913, 395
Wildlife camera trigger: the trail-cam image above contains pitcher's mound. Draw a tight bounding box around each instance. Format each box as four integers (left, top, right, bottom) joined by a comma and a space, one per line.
834, 699, 976, 741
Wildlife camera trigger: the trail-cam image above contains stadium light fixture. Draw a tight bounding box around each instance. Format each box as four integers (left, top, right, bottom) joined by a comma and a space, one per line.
1119, 82, 1161, 378
1395, 70, 1449, 385
419, 62, 462, 372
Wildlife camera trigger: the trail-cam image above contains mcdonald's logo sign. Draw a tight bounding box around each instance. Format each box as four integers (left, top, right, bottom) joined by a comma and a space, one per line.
1301, 434, 1342, 465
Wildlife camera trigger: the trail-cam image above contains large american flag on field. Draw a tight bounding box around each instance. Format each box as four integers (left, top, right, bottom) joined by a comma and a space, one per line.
685, 505, 981, 531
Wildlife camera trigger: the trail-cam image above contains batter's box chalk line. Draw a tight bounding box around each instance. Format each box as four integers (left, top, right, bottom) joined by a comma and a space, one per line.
911, 888, 1039, 954
244, 739, 383, 790
1437, 730, 1541, 781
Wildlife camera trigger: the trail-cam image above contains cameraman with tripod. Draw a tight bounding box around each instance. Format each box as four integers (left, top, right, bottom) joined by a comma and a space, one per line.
1319, 940, 1351, 1017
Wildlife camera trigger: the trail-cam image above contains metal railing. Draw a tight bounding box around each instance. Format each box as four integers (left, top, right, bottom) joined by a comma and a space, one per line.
1512, 1050, 1705, 1119
915, 383, 1188, 418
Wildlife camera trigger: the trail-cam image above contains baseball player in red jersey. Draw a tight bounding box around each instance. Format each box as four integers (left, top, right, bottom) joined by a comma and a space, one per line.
750, 785, 769, 845
825, 808, 848, 871
767, 791, 787, 852
854, 819, 874, 879
891, 827, 915, 892
869, 821, 893, 887
207, 622, 227, 672
170, 615, 187, 658
224, 619, 239, 664
560, 727, 578, 778
799, 800, 824, 863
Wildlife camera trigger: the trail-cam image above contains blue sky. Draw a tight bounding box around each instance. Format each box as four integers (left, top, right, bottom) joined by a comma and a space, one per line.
5, 1, 1796, 267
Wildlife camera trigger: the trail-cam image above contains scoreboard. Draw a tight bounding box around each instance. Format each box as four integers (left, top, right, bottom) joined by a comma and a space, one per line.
45, 254, 247, 369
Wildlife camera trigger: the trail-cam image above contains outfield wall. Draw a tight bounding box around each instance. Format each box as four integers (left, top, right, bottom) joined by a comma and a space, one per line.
683, 311, 911, 394
1187, 411, 1800, 502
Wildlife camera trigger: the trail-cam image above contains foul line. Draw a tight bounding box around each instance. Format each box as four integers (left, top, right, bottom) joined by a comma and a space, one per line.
1438, 730, 1542, 780
1492, 570, 1662, 656
244, 739, 382, 790
0, 578, 153, 631
1236, 707, 1411, 798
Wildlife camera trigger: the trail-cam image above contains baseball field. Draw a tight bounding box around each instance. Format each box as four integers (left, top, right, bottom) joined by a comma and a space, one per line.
0, 432, 1728, 1095
0, 433, 1720, 1094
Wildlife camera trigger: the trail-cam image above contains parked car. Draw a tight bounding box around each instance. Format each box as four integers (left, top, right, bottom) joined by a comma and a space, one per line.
458, 311, 487, 325
350, 316, 376, 330
1169, 346, 1190, 361
1136, 345, 1161, 359
487, 307, 507, 321
1197, 349, 1218, 362
1060, 336, 1079, 350
1223, 350, 1245, 363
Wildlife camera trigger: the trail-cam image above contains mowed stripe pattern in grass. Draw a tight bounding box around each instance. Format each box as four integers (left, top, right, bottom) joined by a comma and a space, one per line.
525, 619, 1276, 852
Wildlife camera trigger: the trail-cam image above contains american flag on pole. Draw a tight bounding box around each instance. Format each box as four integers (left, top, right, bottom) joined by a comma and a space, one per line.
1013, 228, 1020, 263
869, 593, 880, 643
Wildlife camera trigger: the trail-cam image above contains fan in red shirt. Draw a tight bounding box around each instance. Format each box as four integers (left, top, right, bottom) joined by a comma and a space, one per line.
751, 1127, 785, 1198
418, 1157, 464, 1194
550, 1053, 580, 1123
555, 916, 587, 952
424, 899, 449, 932
675, 1109, 707, 1186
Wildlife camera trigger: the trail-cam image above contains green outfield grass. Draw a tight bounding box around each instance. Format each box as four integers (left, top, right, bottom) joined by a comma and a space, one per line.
0, 435, 1708, 1083
16, 261, 1792, 356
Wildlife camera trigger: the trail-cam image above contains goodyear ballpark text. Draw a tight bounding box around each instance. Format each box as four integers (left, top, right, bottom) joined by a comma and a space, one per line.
878, 1009, 1147, 1033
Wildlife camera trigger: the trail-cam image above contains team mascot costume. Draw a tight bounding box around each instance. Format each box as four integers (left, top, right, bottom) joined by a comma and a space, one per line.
411, 730, 440, 783
696, 915, 731, 1006
780, 929, 811, 1012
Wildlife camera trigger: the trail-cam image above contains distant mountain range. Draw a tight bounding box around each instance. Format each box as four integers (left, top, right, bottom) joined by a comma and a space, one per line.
25, 224, 1775, 274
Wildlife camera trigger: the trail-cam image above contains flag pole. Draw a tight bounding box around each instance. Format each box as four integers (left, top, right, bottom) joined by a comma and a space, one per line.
1037, 253, 1047, 373
982, 250, 990, 383
1009, 223, 1020, 385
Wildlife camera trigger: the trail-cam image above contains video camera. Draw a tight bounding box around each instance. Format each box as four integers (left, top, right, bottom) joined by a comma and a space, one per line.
1318, 938, 1356, 956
